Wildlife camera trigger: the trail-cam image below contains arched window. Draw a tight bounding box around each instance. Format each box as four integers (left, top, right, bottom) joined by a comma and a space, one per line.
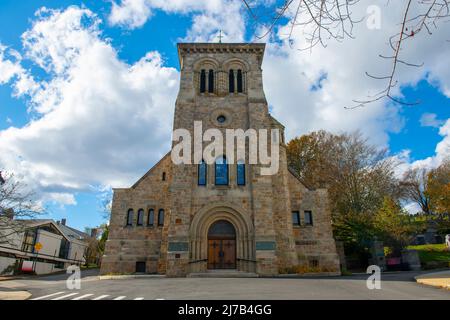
200, 69, 206, 93
148, 209, 154, 226
162, 172, 166, 181
215, 156, 228, 185
237, 69, 243, 93
208, 69, 214, 93
158, 209, 164, 226
229, 69, 235, 93
126, 209, 134, 226
198, 160, 207, 186
137, 209, 144, 226
237, 160, 245, 186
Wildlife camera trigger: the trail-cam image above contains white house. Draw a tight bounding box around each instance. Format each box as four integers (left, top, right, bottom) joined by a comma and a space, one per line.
0, 218, 89, 275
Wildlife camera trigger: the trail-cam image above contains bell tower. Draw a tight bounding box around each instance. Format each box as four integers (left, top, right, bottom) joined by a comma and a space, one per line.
164, 43, 298, 277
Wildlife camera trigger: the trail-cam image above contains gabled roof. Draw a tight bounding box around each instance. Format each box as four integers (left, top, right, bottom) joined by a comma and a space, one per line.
15, 219, 89, 243
288, 166, 315, 191
58, 224, 89, 241
131, 151, 171, 189
269, 115, 285, 129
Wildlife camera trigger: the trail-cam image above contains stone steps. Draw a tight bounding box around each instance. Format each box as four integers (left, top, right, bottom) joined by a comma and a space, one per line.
187, 270, 259, 278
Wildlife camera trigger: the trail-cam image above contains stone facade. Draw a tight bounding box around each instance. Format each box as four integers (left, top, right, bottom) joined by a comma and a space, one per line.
100, 43, 340, 277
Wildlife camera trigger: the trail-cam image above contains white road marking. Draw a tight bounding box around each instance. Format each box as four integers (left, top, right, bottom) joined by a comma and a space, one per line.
113, 296, 126, 300
52, 292, 79, 300
134, 297, 144, 300
31, 291, 66, 300
156, 298, 165, 300
92, 294, 110, 300
72, 294, 94, 300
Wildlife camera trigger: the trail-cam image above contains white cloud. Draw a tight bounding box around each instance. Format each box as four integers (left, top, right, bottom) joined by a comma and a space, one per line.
109, 0, 152, 29
45, 192, 77, 206
0, 45, 39, 97
108, 0, 245, 42
0, 6, 179, 205
391, 119, 450, 178
420, 112, 445, 128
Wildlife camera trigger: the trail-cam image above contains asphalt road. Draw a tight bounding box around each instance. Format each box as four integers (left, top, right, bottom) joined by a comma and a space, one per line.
1, 269, 449, 300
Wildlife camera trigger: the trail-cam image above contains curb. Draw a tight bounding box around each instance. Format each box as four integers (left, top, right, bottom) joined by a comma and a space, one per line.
415, 270, 450, 290
276, 272, 341, 278
99, 274, 166, 280
0, 290, 32, 300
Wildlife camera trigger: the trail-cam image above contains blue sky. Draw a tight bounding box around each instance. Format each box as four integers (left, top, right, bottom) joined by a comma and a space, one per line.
0, 1, 449, 230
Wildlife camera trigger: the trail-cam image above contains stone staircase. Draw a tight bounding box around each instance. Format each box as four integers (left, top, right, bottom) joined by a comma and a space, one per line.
187, 269, 259, 278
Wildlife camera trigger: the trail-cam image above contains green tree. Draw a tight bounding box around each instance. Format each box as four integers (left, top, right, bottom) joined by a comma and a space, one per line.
373, 197, 418, 255
287, 130, 399, 249
426, 159, 450, 215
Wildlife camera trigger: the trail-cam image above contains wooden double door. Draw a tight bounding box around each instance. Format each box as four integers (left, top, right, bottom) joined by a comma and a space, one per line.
207, 239, 236, 269
207, 220, 237, 269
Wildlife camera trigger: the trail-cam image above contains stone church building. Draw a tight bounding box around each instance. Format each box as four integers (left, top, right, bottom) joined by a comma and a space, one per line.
100, 43, 340, 277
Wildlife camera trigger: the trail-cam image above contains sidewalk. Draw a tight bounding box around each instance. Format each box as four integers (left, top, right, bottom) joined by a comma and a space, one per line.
0, 290, 31, 300
415, 270, 450, 290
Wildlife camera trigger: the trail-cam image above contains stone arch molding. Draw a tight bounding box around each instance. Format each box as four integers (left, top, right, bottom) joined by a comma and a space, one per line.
222, 57, 250, 72
189, 202, 255, 270
193, 57, 250, 72
193, 57, 220, 71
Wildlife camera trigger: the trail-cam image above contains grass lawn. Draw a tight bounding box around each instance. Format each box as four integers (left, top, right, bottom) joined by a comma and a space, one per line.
407, 244, 450, 263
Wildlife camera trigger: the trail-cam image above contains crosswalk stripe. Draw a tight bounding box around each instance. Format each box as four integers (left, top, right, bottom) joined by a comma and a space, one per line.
31, 291, 66, 300
113, 296, 126, 300
92, 295, 109, 300
52, 292, 79, 300
72, 294, 94, 300
134, 297, 144, 300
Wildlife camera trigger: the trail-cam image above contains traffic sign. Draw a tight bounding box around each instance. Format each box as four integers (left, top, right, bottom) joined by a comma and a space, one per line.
34, 242, 43, 252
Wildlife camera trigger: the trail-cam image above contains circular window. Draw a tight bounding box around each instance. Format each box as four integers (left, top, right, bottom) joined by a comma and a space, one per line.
217, 115, 226, 123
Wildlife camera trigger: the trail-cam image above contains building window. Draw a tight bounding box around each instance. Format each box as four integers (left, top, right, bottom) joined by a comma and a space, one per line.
217, 115, 226, 124
237, 69, 243, 93
208, 69, 214, 93
137, 209, 144, 226
200, 69, 206, 93
126, 209, 134, 226
148, 209, 154, 226
304, 210, 313, 226
292, 211, 300, 226
59, 238, 70, 259
198, 160, 207, 186
162, 172, 166, 181
22, 229, 37, 253
237, 160, 245, 186
229, 69, 235, 93
215, 156, 228, 185
158, 209, 164, 226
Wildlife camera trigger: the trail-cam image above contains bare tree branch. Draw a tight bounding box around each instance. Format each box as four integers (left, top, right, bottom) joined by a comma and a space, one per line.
242, 0, 450, 108
0, 171, 43, 245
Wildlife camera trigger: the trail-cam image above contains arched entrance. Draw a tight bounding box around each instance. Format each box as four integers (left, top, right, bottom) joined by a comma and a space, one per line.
207, 220, 236, 269
189, 203, 255, 273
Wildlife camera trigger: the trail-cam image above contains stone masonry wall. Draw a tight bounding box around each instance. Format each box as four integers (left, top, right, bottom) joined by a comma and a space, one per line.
288, 173, 340, 272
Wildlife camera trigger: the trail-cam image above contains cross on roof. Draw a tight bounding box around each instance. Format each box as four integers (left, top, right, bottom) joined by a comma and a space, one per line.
217, 30, 223, 43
